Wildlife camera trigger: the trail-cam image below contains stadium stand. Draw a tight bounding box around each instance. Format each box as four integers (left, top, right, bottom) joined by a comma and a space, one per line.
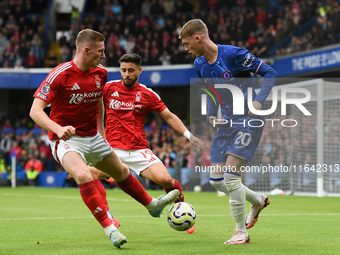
0, 0, 339, 68
0, 0, 339, 193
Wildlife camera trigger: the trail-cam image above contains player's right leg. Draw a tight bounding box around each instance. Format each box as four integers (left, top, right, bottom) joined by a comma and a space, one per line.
140, 162, 196, 232
209, 163, 230, 195
60, 151, 126, 248
89, 167, 120, 228
92, 178, 120, 228
140, 162, 184, 202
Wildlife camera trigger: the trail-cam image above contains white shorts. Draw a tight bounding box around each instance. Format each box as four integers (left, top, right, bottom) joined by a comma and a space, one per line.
50, 133, 113, 167
113, 148, 162, 176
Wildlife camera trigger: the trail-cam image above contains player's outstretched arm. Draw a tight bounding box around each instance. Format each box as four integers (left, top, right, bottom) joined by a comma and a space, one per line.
188, 135, 205, 150
29, 98, 75, 141
159, 107, 205, 150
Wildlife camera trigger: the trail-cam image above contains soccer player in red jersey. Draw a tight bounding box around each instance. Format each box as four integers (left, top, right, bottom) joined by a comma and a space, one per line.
29, 29, 180, 248
89, 53, 205, 234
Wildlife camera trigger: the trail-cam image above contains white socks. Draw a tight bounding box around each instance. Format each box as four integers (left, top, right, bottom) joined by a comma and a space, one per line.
209, 173, 263, 233
225, 173, 246, 233
210, 174, 262, 205
104, 224, 117, 237
243, 185, 262, 205
209, 175, 230, 195
145, 198, 158, 210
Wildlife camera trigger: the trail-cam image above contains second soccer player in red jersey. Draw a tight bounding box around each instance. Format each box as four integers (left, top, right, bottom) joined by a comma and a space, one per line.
90, 53, 205, 233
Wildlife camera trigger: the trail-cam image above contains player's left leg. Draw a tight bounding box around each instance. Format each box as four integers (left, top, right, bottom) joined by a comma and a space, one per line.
245, 191, 270, 229
228, 123, 270, 230
223, 155, 250, 245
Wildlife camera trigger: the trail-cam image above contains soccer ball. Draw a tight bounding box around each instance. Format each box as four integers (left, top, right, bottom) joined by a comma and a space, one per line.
193, 185, 202, 192
167, 202, 196, 231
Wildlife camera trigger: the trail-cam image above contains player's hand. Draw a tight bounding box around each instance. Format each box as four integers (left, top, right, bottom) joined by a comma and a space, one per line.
209, 116, 226, 128
189, 136, 206, 150
248, 101, 262, 117
56, 126, 76, 141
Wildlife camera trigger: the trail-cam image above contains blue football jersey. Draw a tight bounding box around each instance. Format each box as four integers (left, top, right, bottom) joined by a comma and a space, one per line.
194, 44, 277, 124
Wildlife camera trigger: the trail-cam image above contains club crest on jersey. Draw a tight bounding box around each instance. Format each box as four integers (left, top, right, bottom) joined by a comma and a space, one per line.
222, 70, 232, 79
135, 92, 141, 102
95, 75, 101, 88
41, 83, 50, 94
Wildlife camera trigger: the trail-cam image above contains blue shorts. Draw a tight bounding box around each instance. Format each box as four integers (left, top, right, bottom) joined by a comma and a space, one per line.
210, 120, 264, 164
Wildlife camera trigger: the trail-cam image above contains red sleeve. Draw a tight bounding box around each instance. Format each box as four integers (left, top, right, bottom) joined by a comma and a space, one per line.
33, 71, 63, 104
147, 88, 166, 113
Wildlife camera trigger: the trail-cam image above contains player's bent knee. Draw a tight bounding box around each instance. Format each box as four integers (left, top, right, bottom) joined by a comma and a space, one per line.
89, 167, 108, 179
225, 176, 241, 193
73, 171, 93, 184
209, 179, 222, 191
112, 164, 130, 182
158, 176, 175, 189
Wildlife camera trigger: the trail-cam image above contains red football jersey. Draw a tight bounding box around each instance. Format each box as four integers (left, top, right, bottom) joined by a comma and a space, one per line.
103, 80, 166, 149
33, 61, 107, 140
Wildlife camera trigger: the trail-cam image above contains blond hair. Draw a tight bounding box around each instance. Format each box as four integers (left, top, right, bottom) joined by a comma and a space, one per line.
178, 19, 209, 39
75, 29, 105, 48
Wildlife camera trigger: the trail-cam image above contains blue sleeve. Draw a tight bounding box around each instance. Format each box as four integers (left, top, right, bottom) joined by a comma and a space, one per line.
234, 48, 277, 105
254, 63, 277, 104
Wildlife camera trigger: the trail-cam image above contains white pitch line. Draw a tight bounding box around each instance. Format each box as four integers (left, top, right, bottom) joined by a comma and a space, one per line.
1, 213, 339, 221
1, 192, 134, 202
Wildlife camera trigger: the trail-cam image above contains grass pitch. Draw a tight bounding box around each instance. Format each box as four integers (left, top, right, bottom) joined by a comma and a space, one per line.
0, 187, 339, 255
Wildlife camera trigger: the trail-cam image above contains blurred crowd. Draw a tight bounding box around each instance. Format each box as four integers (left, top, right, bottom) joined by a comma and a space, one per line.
1, 99, 339, 191
0, 113, 192, 177
0, 117, 58, 174
0, 0, 340, 69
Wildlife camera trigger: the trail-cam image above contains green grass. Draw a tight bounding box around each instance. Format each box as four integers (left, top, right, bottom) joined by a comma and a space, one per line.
0, 187, 340, 255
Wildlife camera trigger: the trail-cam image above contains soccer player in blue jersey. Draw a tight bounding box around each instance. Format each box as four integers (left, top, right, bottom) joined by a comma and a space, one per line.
179, 19, 276, 244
